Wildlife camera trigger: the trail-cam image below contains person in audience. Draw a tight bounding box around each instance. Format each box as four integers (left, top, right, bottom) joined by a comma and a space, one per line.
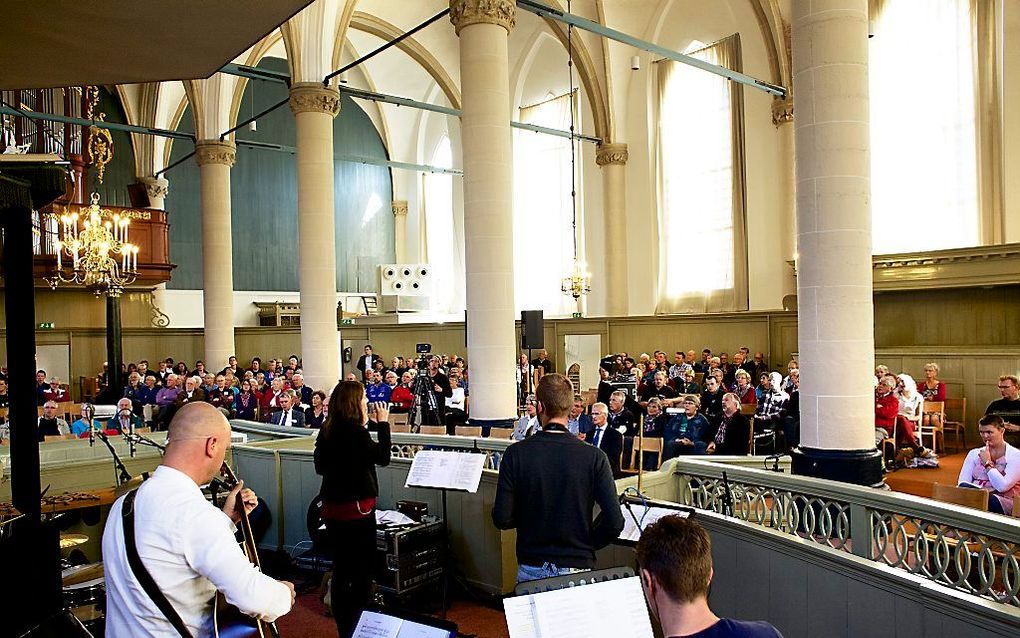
223, 369, 240, 391
958, 415, 1020, 515
69, 403, 93, 437
639, 371, 681, 409
138, 360, 159, 385
874, 364, 889, 388
705, 357, 721, 382
285, 355, 300, 375
192, 360, 207, 379
699, 375, 725, 427
516, 354, 533, 406
234, 379, 259, 421
446, 371, 469, 429
206, 374, 234, 417
596, 366, 614, 405
0, 378, 9, 409
985, 374, 1020, 445
175, 376, 206, 408
221, 355, 239, 377
365, 371, 392, 405
493, 375, 624, 584
356, 345, 382, 379
389, 372, 414, 413
749, 352, 769, 382
707, 393, 751, 456
781, 360, 799, 394
719, 353, 736, 388
733, 370, 757, 406
262, 377, 285, 417
425, 355, 452, 425
512, 396, 540, 441
107, 398, 143, 435
897, 374, 925, 448
37, 400, 70, 440
290, 373, 312, 408
875, 374, 930, 459
618, 357, 638, 381
389, 357, 405, 378
676, 369, 700, 395
585, 402, 624, 478
664, 396, 710, 458
709, 368, 727, 394
36, 370, 49, 405
638, 398, 668, 470
154, 359, 171, 386
667, 351, 692, 382
264, 359, 278, 383
567, 396, 592, 437
42, 376, 69, 404
344, 372, 358, 382
138, 374, 159, 421
248, 357, 262, 377
122, 371, 145, 415
531, 349, 554, 378
173, 361, 189, 378
201, 373, 216, 396
304, 390, 327, 428
781, 368, 801, 450
607, 390, 636, 435
636, 516, 782, 638
753, 373, 789, 450
269, 390, 305, 427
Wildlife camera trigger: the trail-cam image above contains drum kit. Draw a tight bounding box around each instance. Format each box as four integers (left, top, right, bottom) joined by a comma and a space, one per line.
60, 558, 106, 635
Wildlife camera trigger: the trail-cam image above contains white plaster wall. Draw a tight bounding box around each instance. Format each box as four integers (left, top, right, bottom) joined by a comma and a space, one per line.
1004, 1, 1020, 243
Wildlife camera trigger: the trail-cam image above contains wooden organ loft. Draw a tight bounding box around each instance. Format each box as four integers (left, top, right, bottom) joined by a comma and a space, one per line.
0, 87, 173, 285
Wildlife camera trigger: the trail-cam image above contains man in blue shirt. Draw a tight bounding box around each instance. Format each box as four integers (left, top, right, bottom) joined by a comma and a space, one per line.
365, 371, 392, 405
636, 516, 782, 638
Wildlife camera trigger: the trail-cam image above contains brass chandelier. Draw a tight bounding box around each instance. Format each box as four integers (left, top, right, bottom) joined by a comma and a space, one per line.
44, 86, 138, 297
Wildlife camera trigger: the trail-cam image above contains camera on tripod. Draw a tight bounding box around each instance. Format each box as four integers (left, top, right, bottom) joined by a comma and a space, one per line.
415, 343, 432, 369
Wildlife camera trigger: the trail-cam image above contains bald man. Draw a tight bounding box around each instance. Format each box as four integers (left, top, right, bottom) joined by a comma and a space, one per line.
102, 402, 294, 637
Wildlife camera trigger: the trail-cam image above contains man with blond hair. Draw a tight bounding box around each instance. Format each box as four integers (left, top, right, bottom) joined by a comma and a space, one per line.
492, 374, 624, 583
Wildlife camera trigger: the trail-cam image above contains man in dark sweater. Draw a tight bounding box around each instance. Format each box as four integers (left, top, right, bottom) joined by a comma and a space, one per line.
492, 373, 624, 583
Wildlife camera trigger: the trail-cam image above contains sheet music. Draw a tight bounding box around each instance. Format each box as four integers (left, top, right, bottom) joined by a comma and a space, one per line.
352, 611, 401, 638
404, 450, 485, 493
504, 577, 654, 638
619, 505, 691, 543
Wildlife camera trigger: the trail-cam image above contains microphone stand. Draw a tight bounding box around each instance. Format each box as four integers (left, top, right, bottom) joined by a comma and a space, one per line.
84, 403, 95, 448
126, 431, 166, 455
95, 430, 132, 487
720, 471, 734, 518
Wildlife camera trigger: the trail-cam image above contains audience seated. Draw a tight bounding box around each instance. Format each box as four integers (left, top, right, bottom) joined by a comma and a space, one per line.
304, 390, 327, 428
566, 396, 592, 437
106, 398, 143, 434
587, 402, 623, 478
752, 372, 788, 452
985, 374, 1020, 446
390, 372, 414, 413
732, 370, 756, 405
512, 396, 539, 441
41, 376, 69, 404
958, 415, 1020, 515
639, 371, 680, 408
269, 390, 305, 427
37, 400, 70, 440
664, 395, 710, 458
699, 376, 725, 427
875, 374, 930, 459
707, 393, 751, 456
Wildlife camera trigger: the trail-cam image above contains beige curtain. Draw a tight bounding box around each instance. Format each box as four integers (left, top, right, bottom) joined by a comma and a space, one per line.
654, 34, 747, 314
972, 0, 1004, 243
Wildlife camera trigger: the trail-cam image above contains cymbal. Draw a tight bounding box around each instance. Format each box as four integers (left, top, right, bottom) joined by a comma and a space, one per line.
114, 474, 148, 497
59, 533, 89, 549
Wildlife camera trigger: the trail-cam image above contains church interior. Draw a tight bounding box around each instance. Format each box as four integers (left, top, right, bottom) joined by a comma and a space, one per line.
1, 0, 1019, 636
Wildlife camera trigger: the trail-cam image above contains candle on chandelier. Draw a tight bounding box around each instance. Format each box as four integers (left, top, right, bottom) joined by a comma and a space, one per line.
55, 240, 62, 270
132, 245, 139, 271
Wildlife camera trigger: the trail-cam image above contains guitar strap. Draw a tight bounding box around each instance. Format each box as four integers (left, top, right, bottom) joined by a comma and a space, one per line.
122, 489, 194, 638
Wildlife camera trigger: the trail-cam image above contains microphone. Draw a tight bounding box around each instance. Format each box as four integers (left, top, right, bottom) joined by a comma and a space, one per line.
84, 403, 95, 447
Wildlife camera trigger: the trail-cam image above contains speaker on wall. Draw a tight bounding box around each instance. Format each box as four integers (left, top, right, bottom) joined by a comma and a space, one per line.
520, 310, 544, 350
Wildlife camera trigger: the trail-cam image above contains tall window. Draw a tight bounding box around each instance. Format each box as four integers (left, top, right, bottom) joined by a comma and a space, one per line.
869, 0, 980, 253
655, 36, 747, 313
513, 92, 579, 316
423, 136, 461, 313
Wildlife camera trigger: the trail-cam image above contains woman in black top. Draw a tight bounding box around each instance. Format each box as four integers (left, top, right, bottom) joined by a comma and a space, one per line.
304, 390, 327, 428
234, 379, 259, 421
314, 381, 391, 638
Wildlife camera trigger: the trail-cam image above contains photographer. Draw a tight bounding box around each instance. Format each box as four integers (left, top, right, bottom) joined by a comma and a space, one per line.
425, 354, 452, 425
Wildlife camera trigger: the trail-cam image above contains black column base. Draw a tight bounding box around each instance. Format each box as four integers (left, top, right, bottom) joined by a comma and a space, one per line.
791, 446, 885, 488
468, 417, 517, 438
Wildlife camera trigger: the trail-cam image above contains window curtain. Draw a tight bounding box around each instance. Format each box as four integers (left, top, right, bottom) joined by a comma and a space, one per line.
512, 92, 579, 317
869, 0, 1000, 252
654, 34, 747, 314
422, 136, 465, 313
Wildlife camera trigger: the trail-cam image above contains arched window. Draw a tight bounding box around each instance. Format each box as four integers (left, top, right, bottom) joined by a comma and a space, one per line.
422, 135, 460, 313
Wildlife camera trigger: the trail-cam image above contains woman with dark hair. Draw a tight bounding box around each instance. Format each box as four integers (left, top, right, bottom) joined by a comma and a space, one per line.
314, 381, 391, 637
235, 379, 259, 421
305, 390, 327, 428
174, 361, 189, 377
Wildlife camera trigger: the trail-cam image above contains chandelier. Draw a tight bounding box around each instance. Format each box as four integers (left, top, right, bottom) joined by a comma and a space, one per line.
46, 192, 139, 296
44, 86, 138, 297
560, 0, 591, 302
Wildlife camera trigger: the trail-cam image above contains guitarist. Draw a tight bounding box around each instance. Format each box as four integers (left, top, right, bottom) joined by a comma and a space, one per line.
102, 402, 295, 637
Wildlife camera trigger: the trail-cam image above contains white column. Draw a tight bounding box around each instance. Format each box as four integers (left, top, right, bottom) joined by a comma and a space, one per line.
393, 200, 408, 262
194, 141, 236, 369
290, 83, 341, 393
450, 0, 518, 423
139, 176, 171, 326
596, 143, 629, 317
792, 0, 881, 483
773, 98, 798, 304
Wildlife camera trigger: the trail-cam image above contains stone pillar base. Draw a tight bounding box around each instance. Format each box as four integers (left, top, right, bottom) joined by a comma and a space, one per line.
790, 447, 884, 488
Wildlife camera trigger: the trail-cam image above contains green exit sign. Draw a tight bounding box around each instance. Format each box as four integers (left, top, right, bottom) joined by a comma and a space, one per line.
38, 322, 55, 329
340, 318, 355, 326
571, 312, 583, 319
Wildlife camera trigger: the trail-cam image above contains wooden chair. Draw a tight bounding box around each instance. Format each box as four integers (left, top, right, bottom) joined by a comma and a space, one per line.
43, 434, 77, 443
0, 407, 8, 422
454, 426, 482, 437
389, 412, 409, 427
694, 373, 704, 387
739, 404, 757, 417
942, 398, 967, 452
418, 425, 447, 436
623, 437, 663, 473
66, 402, 84, 422
918, 400, 945, 452
930, 483, 988, 512
488, 427, 513, 440
390, 423, 411, 434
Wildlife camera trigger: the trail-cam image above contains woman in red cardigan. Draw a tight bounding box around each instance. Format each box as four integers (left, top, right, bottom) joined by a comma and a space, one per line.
917, 362, 947, 401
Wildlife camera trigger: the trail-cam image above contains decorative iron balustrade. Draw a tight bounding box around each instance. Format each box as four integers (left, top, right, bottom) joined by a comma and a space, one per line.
672, 458, 1020, 609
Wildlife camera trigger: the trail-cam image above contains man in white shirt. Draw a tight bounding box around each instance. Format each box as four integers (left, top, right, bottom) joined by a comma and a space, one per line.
102, 402, 294, 637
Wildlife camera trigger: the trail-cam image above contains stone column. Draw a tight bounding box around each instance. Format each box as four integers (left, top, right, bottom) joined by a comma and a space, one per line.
392, 200, 408, 262
138, 177, 172, 325
195, 141, 236, 370
290, 83, 341, 393
773, 97, 798, 306
596, 142, 629, 317
790, 0, 882, 485
450, 0, 517, 425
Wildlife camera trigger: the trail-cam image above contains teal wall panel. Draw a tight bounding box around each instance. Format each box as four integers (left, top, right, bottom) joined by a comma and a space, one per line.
166, 56, 394, 291
92, 88, 137, 208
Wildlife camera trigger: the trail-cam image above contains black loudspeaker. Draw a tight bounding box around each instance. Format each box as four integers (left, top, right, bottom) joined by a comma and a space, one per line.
520, 310, 544, 350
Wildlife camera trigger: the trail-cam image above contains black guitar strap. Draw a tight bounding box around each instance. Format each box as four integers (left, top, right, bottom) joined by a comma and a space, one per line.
122, 489, 193, 638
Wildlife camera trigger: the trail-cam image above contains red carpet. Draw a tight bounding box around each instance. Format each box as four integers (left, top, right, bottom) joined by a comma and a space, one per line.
884, 451, 966, 498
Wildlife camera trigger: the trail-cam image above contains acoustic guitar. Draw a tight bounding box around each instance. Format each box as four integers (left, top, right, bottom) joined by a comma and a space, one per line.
213, 462, 282, 638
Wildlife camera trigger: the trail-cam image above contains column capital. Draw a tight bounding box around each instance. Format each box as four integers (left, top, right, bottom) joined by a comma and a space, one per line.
449, 0, 516, 35
392, 200, 408, 217
772, 95, 794, 126
194, 140, 236, 167
288, 82, 341, 117
595, 142, 629, 166
138, 176, 169, 200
